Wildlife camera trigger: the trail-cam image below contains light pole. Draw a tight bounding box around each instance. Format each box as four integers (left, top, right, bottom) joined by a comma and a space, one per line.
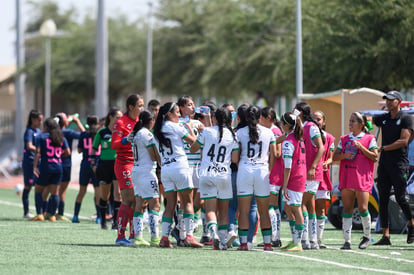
40, 19, 56, 118
145, 1, 153, 103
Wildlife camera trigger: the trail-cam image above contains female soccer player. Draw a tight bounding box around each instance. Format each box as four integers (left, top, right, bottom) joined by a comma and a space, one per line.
260, 107, 284, 247
190, 107, 239, 250
313, 110, 335, 248
92, 107, 123, 230
130, 110, 161, 247
72, 115, 100, 223
154, 102, 202, 248
280, 110, 307, 252
22, 110, 43, 218
55, 112, 85, 221
295, 102, 325, 250
236, 105, 276, 251
32, 118, 70, 221
112, 94, 144, 246
333, 112, 378, 250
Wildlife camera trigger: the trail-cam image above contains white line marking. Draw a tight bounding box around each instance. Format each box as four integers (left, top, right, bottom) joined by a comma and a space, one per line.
253, 249, 414, 275
0, 199, 90, 220
326, 247, 414, 263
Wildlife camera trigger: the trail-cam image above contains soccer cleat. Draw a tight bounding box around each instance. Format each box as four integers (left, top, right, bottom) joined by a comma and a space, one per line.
171, 227, 180, 243
340, 241, 351, 250
263, 243, 273, 251
133, 237, 150, 247
23, 213, 34, 219
159, 237, 173, 248
177, 239, 186, 247
247, 242, 254, 250
56, 215, 70, 222
281, 241, 293, 250
184, 235, 203, 248
150, 237, 160, 247
301, 240, 311, 250
358, 236, 370, 249
373, 235, 391, 246
30, 214, 44, 221
111, 222, 117, 230
115, 238, 132, 246
272, 239, 282, 248
101, 223, 108, 230
44, 214, 56, 222
285, 243, 303, 252
407, 225, 414, 244
95, 217, 102, 225
226, 231, 237, 248
237, 243, 248, 251
213, 238, 220, 250
72, 216, 80, 223
310, 241, 320, 250
232, 238, 240, 247
199, 235, 211, 244
318, 240, 327, 249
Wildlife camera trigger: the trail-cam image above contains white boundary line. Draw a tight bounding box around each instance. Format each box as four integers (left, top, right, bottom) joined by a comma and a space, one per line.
0, 199, 90, 220
327, 247, 414, 264
253, 249, 413, 275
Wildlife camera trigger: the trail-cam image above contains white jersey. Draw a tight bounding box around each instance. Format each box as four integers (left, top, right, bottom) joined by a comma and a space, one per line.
155, 120, 190, 169
237, 124, 276, 168
183, 119, 202, 167
131, 127, 156, 172
197, 126, 239, 177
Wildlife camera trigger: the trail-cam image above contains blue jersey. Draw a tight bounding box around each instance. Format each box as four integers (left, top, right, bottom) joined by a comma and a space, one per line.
37, 132, 69, 174
23, 127, 41, 164
61, 128, 81, 167
78, 131, 99, 166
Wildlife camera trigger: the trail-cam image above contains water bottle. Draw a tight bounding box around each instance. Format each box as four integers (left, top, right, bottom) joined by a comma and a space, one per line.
195, 106, 210, 114
231, 111, 237, 119
179, 115, 190, 123
68, 113, 79, 122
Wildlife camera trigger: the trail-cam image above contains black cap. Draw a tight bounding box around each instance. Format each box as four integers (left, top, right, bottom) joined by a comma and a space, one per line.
382, 90, 402, 101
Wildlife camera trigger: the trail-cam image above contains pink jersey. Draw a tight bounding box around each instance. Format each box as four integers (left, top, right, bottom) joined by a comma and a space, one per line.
318, 132, 335, 191
284, 133, 306, 192
269, 126, 284, 186
338, 134, 375, 193
111, 113, 138, 163
303, 121, 323, 181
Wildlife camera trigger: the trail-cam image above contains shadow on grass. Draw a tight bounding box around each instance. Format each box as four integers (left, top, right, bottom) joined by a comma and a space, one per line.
0, 217, 28, 222
60, 243, 128, 248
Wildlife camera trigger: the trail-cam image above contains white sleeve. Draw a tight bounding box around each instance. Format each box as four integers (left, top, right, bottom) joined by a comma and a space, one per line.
282, 140, 294, 169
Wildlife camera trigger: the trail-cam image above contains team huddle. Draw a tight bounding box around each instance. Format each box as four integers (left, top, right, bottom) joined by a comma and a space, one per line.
22, 92, 414, 252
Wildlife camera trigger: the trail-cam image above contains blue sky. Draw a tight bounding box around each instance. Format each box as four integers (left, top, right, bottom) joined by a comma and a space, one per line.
0, 0, 155, 65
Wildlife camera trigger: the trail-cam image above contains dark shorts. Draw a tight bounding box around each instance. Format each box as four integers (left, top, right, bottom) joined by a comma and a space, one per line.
79, 165, 98, 187
62, 166, 71, 182
96, 159, 116, 184
23, 162, 38, 186
38, 171, 62, 186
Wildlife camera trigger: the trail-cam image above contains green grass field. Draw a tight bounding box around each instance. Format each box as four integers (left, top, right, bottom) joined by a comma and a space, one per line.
0, 187, 413, 275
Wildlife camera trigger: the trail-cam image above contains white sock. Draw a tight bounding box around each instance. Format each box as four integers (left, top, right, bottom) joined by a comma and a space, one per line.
317, 216, 325, 242
275, 207, 281, 240
161, 218, 172, 238
218, 228, 227, 245
178, 211, 186, 239
361, 213, 371, 239
184, 214, 194, 237
269, 207, 277, 241
201, 210, 209, 237
342, 216, 353, 243
149, 210, 160, 238
133, 214, 143, 238
208, 222, 219, 240
309, 214, 317, 243
302, 212, 309, 242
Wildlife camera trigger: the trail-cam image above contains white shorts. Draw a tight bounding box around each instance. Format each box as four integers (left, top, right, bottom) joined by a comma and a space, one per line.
270, 184, 281, 195
132, 169, 159, 199
199, 174, 232, 200
305, 180, 320, 194
237, 167, 270, 198
161, 166, 193, 193
191, 166, 200, 189
316, 190, 331, 200
286, 190, 303, 206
